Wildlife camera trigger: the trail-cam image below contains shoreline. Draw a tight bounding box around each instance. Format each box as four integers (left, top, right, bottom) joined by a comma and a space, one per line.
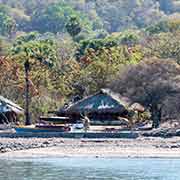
1, 147, 180, 159
0, 137, 180, 159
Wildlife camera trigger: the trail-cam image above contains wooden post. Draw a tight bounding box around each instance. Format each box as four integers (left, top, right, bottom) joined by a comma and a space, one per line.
24, 60, 31, 125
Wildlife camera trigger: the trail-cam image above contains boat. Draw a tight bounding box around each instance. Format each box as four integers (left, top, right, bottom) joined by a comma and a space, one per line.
15, 116, 71, 133
15, 124, 70, 133
39, 116, 70, 124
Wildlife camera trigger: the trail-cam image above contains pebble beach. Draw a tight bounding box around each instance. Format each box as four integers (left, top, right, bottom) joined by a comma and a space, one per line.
1, 137, 180, 158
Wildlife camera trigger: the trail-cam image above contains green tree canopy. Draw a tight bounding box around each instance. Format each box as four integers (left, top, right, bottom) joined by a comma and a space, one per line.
11, 32, 57, 67
65, 16, 82, 38
0, 4, 16, 36
30, 3, 92, 34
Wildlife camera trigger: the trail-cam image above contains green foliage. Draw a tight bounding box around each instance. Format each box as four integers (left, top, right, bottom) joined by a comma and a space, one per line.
13, 31, 38, 44
94, 29, 109, 39
65, 16, 81, 38
30, 2, 92, 34
76, 30, 140, 59
0, 0, 179, 36
0, 4, 10, 14
76, 36, 118, 59
76, 45, 143, 94
146, 19, 180, 34
0, 4, 16, 36
120, 30, 140, 46
30, 95, 63, 122
146, 31, 180, 64
11, 32, 57, 66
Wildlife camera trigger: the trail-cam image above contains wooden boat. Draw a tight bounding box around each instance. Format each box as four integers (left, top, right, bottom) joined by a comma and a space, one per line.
15, 124, 71, 133
15, 116, 72, 133
39, 116, 70, 124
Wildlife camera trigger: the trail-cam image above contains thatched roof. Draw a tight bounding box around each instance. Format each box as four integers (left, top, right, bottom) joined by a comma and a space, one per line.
0, 96, 24, 114
58, 89, 129, 115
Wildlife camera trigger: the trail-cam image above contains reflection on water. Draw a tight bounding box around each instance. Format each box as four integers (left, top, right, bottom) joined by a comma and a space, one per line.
0, 158, 179, 180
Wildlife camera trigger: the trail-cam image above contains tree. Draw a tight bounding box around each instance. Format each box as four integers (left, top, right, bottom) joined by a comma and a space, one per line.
94, 0, 137, 32
10, 32, 58, 102
146, 31, 180, 64
0, 12, 16, 36
120, 30, 140, 46
30, 3, 92, 34
0, 56, 22, 100
0, 38, 24, 114
94, 0, 165, 32
65, 16, 81, 38
133, 1, 165, 29
11, 32, 57, 67
76, 36, 118, 60
146, 19, 180, 35
110, 58, 180, 128
9, 32, 81, 121
146, 21, 170, 35
76, 45, 143, 95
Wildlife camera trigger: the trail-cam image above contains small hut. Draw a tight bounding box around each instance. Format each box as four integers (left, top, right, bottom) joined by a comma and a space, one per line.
57, 89, 129, 125
0, 96, 24, 124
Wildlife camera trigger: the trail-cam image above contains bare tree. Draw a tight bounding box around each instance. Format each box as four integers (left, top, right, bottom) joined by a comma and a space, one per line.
110, 58, 180, 128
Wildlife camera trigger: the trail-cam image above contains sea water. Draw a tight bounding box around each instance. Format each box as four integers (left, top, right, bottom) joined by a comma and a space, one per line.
0, 157, 179, 180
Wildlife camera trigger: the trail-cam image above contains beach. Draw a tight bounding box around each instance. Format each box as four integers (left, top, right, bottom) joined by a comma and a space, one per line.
1, 137, 180, 158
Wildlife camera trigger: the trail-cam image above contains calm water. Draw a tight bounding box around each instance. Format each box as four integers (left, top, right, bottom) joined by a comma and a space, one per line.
0, 157, 180, 180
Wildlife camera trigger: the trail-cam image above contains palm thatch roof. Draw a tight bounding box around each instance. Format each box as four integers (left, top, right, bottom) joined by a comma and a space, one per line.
0, 96, 24, 114
58, 89, 129, 115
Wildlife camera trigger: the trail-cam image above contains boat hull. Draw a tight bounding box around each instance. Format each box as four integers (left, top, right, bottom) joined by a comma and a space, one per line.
15, 127, 69, 133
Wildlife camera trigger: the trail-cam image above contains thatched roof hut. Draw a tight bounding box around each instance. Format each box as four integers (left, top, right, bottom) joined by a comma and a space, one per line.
0, 96, 23, 123
57, 89, 129, 123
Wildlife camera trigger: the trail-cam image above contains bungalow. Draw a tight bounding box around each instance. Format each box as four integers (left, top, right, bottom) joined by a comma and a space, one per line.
0, 96, 24, 124
57, 89, 130, 125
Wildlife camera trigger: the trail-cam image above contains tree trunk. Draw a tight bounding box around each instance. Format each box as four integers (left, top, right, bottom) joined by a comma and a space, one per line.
24, 60, 31, 126
151, 104, 162, 129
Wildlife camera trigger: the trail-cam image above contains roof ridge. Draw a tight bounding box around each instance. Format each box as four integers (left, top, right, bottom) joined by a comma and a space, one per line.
63, 89, 129, 112
0, 96, 24, 111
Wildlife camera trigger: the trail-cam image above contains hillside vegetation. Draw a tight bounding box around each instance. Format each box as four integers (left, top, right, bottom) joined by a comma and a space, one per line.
0, 0, 180, 127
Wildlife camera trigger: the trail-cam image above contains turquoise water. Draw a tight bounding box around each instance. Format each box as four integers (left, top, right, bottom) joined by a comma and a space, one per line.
0, 158, 180, 180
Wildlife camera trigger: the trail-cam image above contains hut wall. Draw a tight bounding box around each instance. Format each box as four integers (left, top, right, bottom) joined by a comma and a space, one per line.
68, 112, 127, 126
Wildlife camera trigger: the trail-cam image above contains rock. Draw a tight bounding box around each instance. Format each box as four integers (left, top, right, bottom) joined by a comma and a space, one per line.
0, 148, 11, 153
142, 128, 177, 138
170, 145, 179, 149
42, 141, 50, 145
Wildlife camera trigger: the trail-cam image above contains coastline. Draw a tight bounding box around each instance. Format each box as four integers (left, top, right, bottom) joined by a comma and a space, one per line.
2, 146, 180, 159
1, 137, 180, 158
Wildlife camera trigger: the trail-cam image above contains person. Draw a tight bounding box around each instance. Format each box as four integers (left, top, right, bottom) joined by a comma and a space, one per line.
82, 115, 90, 132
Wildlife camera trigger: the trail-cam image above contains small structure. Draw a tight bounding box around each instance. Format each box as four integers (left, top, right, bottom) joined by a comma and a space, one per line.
0, 96, 24, 124
130, 103, 145, 113
57, 89, 129, 125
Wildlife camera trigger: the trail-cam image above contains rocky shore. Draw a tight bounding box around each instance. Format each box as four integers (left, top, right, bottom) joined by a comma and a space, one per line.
0, 137, 65, 153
